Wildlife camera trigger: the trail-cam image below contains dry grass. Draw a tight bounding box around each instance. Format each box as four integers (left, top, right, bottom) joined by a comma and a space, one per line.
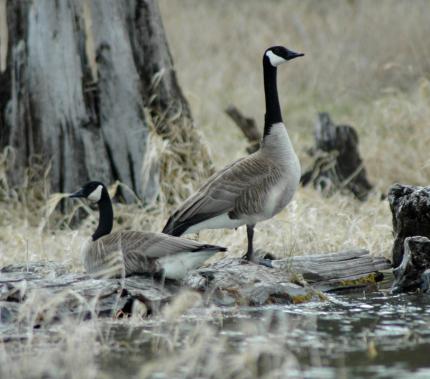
1, 1, 430, 378
157, 0, 430, 260
1, 0, 429, 266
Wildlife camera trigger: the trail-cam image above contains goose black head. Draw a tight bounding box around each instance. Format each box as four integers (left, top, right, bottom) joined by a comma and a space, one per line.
264, 46, 304, 67
69, 181, 107, 203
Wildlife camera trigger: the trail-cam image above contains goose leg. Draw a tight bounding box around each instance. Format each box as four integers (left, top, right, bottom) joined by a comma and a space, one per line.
244, 224, 255, 261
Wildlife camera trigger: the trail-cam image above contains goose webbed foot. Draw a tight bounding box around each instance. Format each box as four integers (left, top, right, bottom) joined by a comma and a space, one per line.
241, 225, 275, 266
240, 254, 274, 268
241, 245, 259, 263
241, 252, 257, 263
242, 248, 257, 262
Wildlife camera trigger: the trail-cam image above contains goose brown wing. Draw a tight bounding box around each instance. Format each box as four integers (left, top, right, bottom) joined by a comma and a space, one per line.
162, 155, 281, 235
96, 231, 226, 275
132, 232, 226, 257
98, 231, 224, 258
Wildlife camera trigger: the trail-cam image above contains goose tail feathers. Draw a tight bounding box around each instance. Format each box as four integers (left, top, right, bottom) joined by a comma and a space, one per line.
193, 244, 227, 253
162, 217, 185, 236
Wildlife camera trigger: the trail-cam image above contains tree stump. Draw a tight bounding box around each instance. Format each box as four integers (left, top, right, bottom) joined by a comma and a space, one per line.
225, 108, 372, 200
0, 0, 211, 203
300, 112, 372, 201
392, 236, 430, 293
388, 184, 430, 268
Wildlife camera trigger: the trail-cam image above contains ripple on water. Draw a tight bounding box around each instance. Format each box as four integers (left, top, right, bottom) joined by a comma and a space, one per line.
94, 291, 430, 379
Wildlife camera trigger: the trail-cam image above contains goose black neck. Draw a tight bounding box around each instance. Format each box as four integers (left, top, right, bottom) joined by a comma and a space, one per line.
263, 59, 282, 137
92, 192, 113, 241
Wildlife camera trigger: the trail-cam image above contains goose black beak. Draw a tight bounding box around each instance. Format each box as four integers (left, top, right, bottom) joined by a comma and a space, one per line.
69, 189, 85, 198
287, 50, 305, 60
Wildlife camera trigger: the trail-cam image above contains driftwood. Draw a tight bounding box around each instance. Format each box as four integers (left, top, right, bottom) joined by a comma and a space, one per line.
185, 249, 390, 305
300, 113, 372, 201
0, 262, 175, 319
388, 184, 430, 268
392, 236, 430, 293
0, 265, 175, 342
0, 248, 390, 338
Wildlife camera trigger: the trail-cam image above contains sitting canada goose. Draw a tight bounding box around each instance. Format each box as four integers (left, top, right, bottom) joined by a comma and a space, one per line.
69, 181, 226, 279
163, 46, 303, 262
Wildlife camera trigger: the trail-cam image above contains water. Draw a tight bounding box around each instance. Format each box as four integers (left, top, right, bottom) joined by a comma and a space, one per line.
99, 290, 430, 379
273, 292, 430, 378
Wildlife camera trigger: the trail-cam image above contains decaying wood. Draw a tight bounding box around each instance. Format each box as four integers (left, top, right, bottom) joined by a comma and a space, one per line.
392, 236, 430, 293
0, 0, 208, 203
272, 249, 389, 289
0, 265, 175, 321
0, 250, 391, 342
0, 249, 391, 340
388, 184, 430, 268
300, 112, 372, 200
184, 258, 312, 306
225, 105, 261, 154
185, 249, 391, 305
388, 184, 430, 293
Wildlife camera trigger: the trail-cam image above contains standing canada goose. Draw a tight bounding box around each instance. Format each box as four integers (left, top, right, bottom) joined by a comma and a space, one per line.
163, 46, 303, 262
69, 181, 226, 279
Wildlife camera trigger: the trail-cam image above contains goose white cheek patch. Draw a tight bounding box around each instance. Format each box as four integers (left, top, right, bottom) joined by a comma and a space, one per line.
88, 185, 103, 202
266, 51, 286, 67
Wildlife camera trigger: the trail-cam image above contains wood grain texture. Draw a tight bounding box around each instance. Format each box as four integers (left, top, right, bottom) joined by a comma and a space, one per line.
0, 0, 202, 203
0, 248, 391, 339
184, 249, 391, 304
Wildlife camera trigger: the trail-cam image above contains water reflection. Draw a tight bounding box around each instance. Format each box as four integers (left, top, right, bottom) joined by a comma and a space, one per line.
100, 291, 430, 379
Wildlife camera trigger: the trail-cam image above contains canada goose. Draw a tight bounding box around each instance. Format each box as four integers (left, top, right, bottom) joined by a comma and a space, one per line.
69, 181, 226, 279
163, 46, 303, 262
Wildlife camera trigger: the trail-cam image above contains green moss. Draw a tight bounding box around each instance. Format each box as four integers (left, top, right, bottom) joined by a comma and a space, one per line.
290, 293, 314, 304
337, 273, 378, 288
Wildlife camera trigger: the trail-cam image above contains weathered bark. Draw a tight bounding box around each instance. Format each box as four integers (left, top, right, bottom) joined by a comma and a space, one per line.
0, 262, 175, 320
392, 236, 430, 293
300, 113, 372, 200
0, 249, 391, 338
388, 184, 430, 268
185, 249, 391, 305
225, 105, 261, 154
128, 0, 192, 126
0, 0, 209, 203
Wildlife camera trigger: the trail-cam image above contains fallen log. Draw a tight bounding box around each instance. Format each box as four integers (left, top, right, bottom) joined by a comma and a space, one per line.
0, 269, 175, 319
300, 112, 372, 201
0, 249, 391, 337
185, 249, 391, 305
